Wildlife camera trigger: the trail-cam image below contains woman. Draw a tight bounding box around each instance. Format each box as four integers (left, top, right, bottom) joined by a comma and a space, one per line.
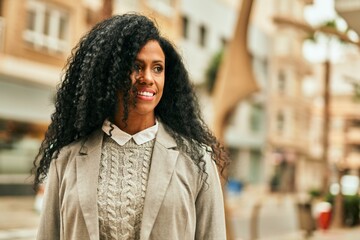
33, 13, 229, 240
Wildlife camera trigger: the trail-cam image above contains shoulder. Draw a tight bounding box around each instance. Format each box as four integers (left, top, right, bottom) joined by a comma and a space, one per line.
54, 129, 103, 166
157, 121, 219, 180
51, 140, 82, 173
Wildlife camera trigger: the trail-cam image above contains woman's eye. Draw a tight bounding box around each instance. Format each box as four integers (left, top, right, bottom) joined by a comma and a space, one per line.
153, 65, 163, 73
134, 64, 142, 73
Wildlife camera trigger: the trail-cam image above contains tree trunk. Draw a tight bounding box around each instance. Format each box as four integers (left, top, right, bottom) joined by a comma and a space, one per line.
331, 168, 345, 228
321, 60, 331, 195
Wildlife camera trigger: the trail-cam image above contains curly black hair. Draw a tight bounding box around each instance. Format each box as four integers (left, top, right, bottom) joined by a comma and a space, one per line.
32, 13, 229, 189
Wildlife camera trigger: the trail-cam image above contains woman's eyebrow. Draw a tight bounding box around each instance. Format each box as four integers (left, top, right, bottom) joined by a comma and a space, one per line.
135, 59, 164, 64
153, 60, 164, 64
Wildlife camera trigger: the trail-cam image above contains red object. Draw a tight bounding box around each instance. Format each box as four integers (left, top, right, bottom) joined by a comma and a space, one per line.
318, 211, 331, 230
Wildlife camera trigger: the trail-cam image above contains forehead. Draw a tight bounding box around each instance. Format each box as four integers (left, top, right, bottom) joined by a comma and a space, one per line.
136, 40, 165, 61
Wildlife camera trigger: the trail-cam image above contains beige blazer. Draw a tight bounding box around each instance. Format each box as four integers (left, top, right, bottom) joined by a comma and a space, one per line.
37, 123, 226, 240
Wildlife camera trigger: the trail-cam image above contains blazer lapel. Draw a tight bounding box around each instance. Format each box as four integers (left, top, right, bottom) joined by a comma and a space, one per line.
76, 130, 103, 240
140, 123, 179, 240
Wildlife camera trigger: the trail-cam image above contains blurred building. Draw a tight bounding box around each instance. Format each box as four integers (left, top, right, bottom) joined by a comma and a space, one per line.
320, 52, 360, 179
274, 0, 360, 193
301, 0, 360, 194
263, 0, 317, 193
4, 0, 359, 197
334, 0, 360, 176
178, 0, 268, 186
335, 0, 360, 35
0, 0, 90, 195
223, 2, 268, 186
114, 0, 181, 41
266, 0, 360, 193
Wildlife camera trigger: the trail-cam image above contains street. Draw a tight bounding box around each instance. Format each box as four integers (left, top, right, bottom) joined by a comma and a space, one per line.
1, 191, 360, 240
228, 189, 299, 240
228, 188, 360, 240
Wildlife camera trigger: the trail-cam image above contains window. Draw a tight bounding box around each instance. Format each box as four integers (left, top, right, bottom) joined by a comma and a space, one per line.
277, 111, 285, 133
181, 15, 189, 39
249, 150, 262, 183
148, 0, 174, 17
23, 0, 69, 53
278, 70, 286, 92
249, 103, 263, 132
351, 119, 360, 128
199, 24, 207, 47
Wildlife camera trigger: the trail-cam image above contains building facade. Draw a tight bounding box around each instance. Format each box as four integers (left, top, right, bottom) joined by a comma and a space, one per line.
114, 0, 181, 41
179, 0, 268, 187
270, 0, 360, 193
0, 0, 90, 194
264, 0, 317, 193
5, 0, 358, 196
335, 0, 360, 35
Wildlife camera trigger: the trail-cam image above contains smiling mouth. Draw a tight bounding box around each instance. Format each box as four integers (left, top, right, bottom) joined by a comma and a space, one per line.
137, 91, 155, 97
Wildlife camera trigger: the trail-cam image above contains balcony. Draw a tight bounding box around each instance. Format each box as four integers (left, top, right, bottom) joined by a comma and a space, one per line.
345, 152, 360, 168
335, 0, 360, 35
302, 0, 314, 4
346, 127, 360, 144
335, 0, 360, 10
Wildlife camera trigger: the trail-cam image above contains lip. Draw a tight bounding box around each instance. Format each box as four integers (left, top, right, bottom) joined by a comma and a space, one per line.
136, 88, 156, 101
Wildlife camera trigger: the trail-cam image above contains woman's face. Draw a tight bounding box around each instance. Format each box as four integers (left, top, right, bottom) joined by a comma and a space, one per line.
126, 40, 165, 120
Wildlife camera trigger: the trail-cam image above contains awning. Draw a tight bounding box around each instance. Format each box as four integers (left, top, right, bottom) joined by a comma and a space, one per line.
0, 78, 54, 124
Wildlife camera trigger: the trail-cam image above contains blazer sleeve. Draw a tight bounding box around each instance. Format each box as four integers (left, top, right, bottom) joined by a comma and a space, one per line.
36, 152, 64, 240
195, 159, 227, 240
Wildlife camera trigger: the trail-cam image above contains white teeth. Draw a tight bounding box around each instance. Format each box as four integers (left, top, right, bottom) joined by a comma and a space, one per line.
137, 91, 154, 97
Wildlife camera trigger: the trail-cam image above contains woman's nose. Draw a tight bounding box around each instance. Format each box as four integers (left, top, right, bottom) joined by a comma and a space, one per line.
139, 68, 154, 85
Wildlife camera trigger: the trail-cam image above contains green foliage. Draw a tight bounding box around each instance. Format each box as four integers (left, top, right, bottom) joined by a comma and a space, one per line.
324, 20, 337, 29
306, 33, 316, 42
305, 19, 349, 44
308, 188, 322, 199
249, 103, 263, 132
205, 49, 224, 94
325, 193, 360, 226
351, 83, 360, 102
344, 195, 360, 226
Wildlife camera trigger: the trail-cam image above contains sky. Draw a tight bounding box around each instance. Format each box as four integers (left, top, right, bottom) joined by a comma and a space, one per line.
304, 0, 337, 27
302, 0, 346, 63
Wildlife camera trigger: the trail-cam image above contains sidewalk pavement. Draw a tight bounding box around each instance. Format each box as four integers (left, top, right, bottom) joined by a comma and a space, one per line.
228, 186, 360, 240
1, 194, 360, 240
0, 196, 39, 240
258, 227, 360, 240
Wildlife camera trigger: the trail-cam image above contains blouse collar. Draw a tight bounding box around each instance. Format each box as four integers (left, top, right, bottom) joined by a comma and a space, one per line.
102, 119, 158, 146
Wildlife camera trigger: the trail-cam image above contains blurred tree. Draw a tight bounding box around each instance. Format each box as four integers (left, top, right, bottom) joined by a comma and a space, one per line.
307, 19, 354, 228
352, 82, 360, 101
205, 50, 224, 94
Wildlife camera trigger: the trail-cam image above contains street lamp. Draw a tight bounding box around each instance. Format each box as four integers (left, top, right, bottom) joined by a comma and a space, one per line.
302, 32, 344, 194
302, 20, 355, 227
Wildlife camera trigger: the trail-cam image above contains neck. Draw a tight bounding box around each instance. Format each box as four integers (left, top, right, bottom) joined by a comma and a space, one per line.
114, 114, 156, 135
